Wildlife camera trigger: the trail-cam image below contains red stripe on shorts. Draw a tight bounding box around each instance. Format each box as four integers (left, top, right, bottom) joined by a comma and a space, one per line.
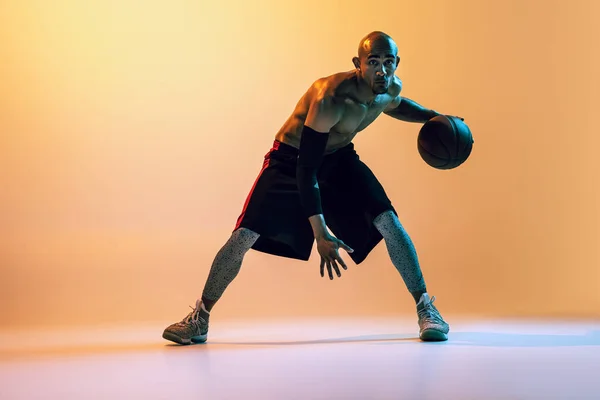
234, 141, 281, 230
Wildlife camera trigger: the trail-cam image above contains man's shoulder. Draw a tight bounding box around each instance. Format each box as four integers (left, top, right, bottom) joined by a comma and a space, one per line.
390, 75, 403, 97
309, 71, 356, 102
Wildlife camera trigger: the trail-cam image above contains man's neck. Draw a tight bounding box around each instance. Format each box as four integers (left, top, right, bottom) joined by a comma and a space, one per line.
353, 73, 380, 105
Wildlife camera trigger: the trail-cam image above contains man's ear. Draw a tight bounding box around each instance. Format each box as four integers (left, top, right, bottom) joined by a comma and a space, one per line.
352, 56, 360, 70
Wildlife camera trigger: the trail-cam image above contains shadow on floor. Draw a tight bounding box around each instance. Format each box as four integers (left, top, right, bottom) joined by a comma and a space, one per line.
3, 330, 599, 361
436, 330, 600, 347
212, 330, 600, 348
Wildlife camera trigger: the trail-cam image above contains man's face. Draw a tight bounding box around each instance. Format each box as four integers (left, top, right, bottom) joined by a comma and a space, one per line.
355, 38, 399, 95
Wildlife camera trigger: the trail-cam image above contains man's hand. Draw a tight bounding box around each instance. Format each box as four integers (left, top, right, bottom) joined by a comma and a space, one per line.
316, 232, 354, 280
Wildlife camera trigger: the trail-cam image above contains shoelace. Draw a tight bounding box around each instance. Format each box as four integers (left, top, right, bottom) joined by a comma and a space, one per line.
418, 296, 444, 323
178, 304, 203, 326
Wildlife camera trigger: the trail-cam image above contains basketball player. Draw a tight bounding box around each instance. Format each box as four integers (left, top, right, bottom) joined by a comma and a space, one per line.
163, 31, 460, 344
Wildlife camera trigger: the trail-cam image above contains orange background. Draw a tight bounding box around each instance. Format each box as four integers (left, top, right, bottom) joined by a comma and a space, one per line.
1, 0, 599, 329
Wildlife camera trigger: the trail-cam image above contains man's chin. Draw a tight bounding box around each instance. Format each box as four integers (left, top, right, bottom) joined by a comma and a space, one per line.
373, 86, 388, 95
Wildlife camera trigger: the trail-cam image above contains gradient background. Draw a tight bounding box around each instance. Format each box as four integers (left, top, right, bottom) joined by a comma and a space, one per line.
1, 0, 599, 330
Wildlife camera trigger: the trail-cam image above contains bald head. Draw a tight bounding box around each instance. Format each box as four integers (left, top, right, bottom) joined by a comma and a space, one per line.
352, 31, 400, 95
358, 31, 398, 59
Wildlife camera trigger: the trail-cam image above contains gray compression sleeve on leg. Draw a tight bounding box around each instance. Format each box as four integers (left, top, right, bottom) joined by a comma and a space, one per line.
373, 211, 427, 297
201, 228, 259, 309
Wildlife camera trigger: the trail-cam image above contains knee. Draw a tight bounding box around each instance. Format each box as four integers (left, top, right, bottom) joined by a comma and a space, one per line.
373, 210, 400, 227
229, 228, 260, 250
373, 210, 404, 236
233, 227, 260, 240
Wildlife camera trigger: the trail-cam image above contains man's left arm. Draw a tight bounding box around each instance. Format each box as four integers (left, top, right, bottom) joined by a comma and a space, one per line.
383, 96, 441, 123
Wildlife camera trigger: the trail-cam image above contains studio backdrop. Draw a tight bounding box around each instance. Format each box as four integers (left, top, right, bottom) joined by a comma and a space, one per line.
1, 0, 598, 329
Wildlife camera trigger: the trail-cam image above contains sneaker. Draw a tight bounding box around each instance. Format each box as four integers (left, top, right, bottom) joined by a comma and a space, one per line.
162, 299, 209, 345
417, 293, 449, 341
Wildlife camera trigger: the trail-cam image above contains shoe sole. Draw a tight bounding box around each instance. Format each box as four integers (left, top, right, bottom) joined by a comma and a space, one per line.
420, 329, 448, 342
162, 331, 207, 345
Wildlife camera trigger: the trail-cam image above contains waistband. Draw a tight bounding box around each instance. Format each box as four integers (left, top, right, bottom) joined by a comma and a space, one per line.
271, 140, 297, 153
270, 140, 354, 156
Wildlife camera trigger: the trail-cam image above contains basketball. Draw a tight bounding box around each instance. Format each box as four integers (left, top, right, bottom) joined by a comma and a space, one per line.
417, 115, 474, 170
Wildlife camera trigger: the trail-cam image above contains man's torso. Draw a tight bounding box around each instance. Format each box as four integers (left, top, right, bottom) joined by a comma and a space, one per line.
274, 71, 402, 154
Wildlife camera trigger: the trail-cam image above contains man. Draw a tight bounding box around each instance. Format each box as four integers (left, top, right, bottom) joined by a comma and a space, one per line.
163, 31, 457, 344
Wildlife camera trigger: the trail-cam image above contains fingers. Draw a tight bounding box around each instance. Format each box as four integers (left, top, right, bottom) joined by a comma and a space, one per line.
321, 255, 348, 280
447, 114, 464, 122
337, 240, 354, 254
319, 240, 352, 279
337, 255, 348, 271
321, 257, 341, 280
331, 259, 341, 278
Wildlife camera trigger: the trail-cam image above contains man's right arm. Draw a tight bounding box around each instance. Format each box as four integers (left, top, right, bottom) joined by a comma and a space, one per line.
296, 95, 340, 239
299, 93, 354, 279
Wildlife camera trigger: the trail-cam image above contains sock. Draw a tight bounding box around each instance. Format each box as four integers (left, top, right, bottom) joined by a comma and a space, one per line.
201, 296, 216, 313
411, 290, 427, 304
198, 301, 211, 320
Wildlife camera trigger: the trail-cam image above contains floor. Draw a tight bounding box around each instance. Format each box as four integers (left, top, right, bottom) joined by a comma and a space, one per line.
1, 317, 599, 399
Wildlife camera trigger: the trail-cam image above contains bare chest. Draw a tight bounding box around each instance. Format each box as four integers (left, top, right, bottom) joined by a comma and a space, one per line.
332, 97, 391, 136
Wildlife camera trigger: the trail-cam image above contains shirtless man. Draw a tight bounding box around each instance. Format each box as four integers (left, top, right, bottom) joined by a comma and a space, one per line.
163, 31, 457, 344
